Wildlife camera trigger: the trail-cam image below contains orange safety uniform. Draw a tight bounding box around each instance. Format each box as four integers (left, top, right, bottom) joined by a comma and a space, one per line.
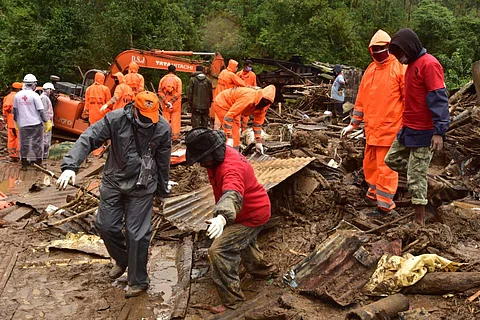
350, 29, 406, 212
209, 53, 226, 127
215, 85, 275, 147
158, 73, 182, 140
237, 68, 257, 131
3, 85, 21, 159
106, 72, 133, 112
213, 59, 247, 132
83, 72, 112, 124
125, 61, 145, 97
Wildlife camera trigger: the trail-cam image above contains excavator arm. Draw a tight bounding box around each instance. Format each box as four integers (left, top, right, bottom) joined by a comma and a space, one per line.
104, 49, 216, 90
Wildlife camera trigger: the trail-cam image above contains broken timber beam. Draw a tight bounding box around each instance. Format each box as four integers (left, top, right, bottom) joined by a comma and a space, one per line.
171, 236, 194, 319
404, 272, 480, 295
345, 294, 409, 320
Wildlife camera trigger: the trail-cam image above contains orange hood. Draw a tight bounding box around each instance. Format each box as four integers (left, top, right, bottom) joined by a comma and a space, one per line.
254, 85, 276, 105
129, 61, 139, 73
369, 29, 391, 48
94, 72, 105, 85
112, 72, 125, 83
227, 59, 239, 72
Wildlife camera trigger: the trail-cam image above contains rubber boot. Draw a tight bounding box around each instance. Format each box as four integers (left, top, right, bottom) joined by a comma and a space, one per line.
21, 159, 29, 171
414, 205, 425, 226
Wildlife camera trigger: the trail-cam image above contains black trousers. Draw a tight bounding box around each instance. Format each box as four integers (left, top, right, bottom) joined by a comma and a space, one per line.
95, 180, 153, 287
191, 109, 210, 128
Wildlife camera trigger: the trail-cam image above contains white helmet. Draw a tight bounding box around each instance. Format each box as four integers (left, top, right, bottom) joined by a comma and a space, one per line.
23, 74, 38, 83
43, 82, 55, 90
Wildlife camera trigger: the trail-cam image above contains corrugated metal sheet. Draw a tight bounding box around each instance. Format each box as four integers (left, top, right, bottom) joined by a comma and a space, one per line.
163, 155, 315, 232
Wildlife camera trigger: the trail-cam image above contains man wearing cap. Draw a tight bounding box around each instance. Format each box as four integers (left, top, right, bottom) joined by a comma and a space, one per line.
185, 127, 277, 313
56, 91, 171, 298
330, 64, 346, 123
3, 82, 22, 161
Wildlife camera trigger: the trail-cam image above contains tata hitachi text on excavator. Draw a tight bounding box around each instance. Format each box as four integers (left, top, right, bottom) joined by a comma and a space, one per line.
51, 49, 223, 135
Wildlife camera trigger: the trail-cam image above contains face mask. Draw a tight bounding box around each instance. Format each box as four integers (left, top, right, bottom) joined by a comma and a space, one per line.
372, 48, 389, 63
398, 55, 409, 64
245, 66, 252, 72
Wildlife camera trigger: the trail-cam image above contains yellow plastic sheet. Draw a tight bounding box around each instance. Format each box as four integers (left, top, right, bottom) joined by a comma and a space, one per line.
364, 253, 462, 296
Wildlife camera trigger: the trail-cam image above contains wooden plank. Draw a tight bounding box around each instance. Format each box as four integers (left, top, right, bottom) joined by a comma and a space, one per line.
0, 248, 18, 297
171, 236, 193, 319
3, 206, 33, 222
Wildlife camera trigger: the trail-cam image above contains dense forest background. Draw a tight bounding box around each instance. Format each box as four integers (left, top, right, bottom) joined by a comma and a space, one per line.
0, 0, 479, 90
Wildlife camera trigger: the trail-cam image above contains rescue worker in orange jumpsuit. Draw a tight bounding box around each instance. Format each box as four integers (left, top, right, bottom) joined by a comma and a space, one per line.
125, 61, 145, 97
340, 29, 406, 216
215, 85, 276, 151
237, 60, 257, 132
213, 59, 247, 133
83, 72, 112, 124
209, 53, 226, 128
3, 82, 23, 161
100, 72, 133, 113
158, 65, 182, 142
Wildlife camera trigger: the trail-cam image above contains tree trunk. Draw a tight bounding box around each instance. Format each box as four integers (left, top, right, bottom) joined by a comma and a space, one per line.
472, 61, 480, 104
404, 272, 480, 295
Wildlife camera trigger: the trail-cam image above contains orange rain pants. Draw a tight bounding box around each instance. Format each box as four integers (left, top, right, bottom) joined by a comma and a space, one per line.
364, 144, 398, 212
237, 69, 257, 131
158, 74, 182, 141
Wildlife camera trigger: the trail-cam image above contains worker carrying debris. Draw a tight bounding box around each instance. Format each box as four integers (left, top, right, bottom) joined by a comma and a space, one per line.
40, 82, 55, 159
3, 81, 22, 161
82, 72, 112, 125
13, 74, 52, 170
341, 29, 406, 216
56, 91, 172, 298
185, 127, 278, 314
385, 28, 450, 225
237, 60, 257, 131
188, 65, 213, 128
125, 61, 145, 96
158, 65, 182, 142
215, 85, 275, 152
100, 72, 133, 113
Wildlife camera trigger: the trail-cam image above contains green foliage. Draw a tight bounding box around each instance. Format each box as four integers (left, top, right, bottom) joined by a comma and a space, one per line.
0, 0, 478, 90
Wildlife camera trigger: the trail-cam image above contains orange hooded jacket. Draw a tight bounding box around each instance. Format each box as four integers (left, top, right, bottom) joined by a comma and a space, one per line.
237, 69, 257, 87
84, 72, 112, 124
158, 73, 182, 111
106, 72, 133, 111
125, 61, 145, 96
214, 59, 247, 96
215, 85, 275, 141
3, 91, 17, 128
350, 30, 406, 146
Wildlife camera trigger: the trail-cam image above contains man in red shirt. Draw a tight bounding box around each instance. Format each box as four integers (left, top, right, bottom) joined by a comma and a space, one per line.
385, 28, 450, 225
185, 127, 277, 313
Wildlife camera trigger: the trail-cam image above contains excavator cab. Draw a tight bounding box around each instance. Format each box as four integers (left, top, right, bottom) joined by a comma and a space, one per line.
52, 69, 104, 135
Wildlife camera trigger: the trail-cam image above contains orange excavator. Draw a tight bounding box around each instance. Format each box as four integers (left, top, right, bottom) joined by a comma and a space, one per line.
52, 49, 223, 135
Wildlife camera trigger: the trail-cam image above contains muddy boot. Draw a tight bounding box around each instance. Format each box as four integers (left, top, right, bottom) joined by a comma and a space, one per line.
34, 159, 43, 168
414, 205, 425, 226
21, 159, 29, 171
109, 264, 127, 279
125, 284, 148, 298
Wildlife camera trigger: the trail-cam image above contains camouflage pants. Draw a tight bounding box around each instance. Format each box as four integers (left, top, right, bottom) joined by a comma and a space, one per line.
208, 223, 275, 309
384, 138, 433, 205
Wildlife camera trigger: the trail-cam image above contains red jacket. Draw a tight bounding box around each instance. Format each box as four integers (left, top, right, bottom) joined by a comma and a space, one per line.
208, 147, 271, 227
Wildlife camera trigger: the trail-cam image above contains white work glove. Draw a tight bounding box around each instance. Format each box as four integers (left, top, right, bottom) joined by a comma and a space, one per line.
100, 104, 109, 113
167, 102, 173, 109
56, 170, 76, 190
167, 180, 178, 193
255, 142, 264, 154
340, 125, 354, 139
206, 215, 227, 239
226, 138, 234, 147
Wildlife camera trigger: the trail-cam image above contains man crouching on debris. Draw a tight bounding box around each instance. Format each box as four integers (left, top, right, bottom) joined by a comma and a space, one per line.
185, 127, 278, 314
56, 91, 171, 298
385, 28, 450, 226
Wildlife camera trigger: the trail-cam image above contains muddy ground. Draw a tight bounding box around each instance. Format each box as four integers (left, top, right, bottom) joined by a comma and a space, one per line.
2, 131, 480, 319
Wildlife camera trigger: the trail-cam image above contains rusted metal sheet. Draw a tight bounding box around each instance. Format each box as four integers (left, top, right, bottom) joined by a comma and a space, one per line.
163, 156, 315, 232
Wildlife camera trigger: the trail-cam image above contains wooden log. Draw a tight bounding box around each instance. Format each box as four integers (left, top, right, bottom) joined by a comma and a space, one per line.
345, 294, 409, 320
404, 272, 480, 295
47, 206, 97, 226
365, 212, 415, 234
